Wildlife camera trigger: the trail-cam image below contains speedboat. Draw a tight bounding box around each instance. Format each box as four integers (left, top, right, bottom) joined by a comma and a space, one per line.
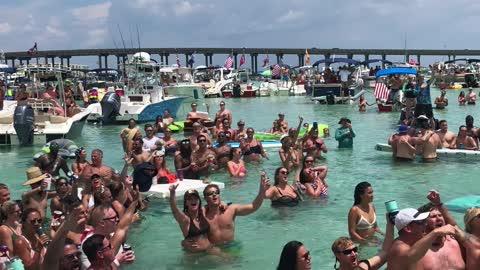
86, 52, 187, 124
160, 66, 205, 100
0, 67, 90, 146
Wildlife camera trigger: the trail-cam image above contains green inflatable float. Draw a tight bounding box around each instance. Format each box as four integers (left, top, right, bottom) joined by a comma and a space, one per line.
254, 123, 329, 141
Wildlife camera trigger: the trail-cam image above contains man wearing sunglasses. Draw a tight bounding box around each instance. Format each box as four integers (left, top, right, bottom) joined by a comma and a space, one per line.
202, 172, 270, 245
388, 208, 457, 270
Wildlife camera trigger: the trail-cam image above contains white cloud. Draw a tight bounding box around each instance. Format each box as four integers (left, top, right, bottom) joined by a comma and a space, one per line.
276, 10, 304, 23
23, 15, 35, 31
174, 1, 199, 16
71, 2, 112, 24
45, 18, 66, 37
0, 22, 12, 34
86, 29, 108, 47
131, 0, 204, 16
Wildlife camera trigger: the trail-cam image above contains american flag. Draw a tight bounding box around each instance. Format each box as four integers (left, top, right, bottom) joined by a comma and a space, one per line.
239, 54, 246, 67
263, 54, 269, 68
27, 42, 38, 56
176, 54, 181, 67
224, 55, 233, 69
272, 64, 281, 77
374, 81, 390, 101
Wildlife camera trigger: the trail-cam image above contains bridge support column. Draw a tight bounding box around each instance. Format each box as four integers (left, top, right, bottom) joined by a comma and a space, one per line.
204, 54, 209, 66
60, 58, 64, 66
250, 55, 255, 72
26, 59, 30, 65
234, 53, 238, 69
19, 59, 23, 66
164, 53, 169, 65
364, 54, 369, 62
347, 54, 353, 59
98, 55, 102, 69
104, 55, 109, 69
405, 54, 410, 63
324, 54, 331, 67
66, 57, 70, 67
276, 54, 284, 64
116, 55, 121, 70
10, 59, 15, 67
45, 56, 48, 65
185, 54, 189, 67
51, 57, 55, 65
417, 55, 421, 65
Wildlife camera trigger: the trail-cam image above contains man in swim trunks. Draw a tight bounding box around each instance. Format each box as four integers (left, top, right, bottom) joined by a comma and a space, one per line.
214, 101, 232, 128
466, 87, 477, 104
213, 131, 231, 169
0, 183, 10, 204
162, 109, 175, 125
414, 75, 434, 119
434, 90, 448, 109
276, 113, 288, 133
130, 138, 152, 168
220, 119, 235, 140
454, 125, 478, 150
465, 115, 479, 147
436, 120, 456, 148
160, 128, 177, 156
22, 167, 57, 219
189, 122, 212, 150
191, 135, 217, 177
80, 149, 119, 187
463, 208, 480, 269
389, 124, 416, 161
413, 121, 442, 162
202, 172, 270, 245
302, 128, 327, 160
388, 208, 457, 270
35, 142, 70, 177
417, 191, 466, 270
186, 102, 205, 120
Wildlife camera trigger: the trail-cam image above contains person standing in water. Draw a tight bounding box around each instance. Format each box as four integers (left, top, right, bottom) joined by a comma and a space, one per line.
335, 117, 356, 148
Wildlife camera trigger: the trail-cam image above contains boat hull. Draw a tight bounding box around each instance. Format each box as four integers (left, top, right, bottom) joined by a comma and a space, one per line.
166, 85, 205, 100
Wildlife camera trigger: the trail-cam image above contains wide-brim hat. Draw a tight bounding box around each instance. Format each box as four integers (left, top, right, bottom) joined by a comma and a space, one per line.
23, 167, 48, 186
338, 117, 351, 124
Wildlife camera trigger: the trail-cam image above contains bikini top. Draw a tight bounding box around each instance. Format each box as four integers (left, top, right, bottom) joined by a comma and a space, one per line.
356, 211, 376, 230
271, 186, 300, 207
186, 215, 210, 239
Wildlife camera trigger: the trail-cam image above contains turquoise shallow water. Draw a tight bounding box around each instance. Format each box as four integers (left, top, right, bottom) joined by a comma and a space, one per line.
1, 87, 479, 269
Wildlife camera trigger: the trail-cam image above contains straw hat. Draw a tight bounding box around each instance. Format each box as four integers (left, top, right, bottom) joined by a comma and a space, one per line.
23, 167, 47, 186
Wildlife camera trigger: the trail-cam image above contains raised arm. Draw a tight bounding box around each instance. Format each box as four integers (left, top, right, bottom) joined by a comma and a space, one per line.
169, 184, 189, 228
364, 213, 395, 269
427, 190, 457, 226
407, 225, 456, 263
234, 172, 270, 216
110, 192, 139, 253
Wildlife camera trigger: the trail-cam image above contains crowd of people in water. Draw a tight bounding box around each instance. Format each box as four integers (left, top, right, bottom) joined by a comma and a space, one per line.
0, 97, 479, 270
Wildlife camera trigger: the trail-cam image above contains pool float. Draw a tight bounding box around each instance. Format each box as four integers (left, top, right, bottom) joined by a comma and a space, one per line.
375, 143, 480, 158
253, 123, 329, 141
213, 140, 282, 148
142, 179, 225, 199
167, 121, 184, 132
445, 196, 480, 212
33, 139, 79, 161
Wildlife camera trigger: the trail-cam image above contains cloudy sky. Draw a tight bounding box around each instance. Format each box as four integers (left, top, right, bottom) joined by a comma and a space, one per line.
1, 0, 479, 66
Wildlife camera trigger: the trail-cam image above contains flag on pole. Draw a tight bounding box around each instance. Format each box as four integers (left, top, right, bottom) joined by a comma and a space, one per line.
224, 55, 233, 69
272, 64, 281, 77
27, 42, 38, 56
176, 54, 181, 67
373, 81, 390, 101
305, 49, 310, 65
262, 54, 269, 68
239, 54, 246, 67
188, 54, 195, 66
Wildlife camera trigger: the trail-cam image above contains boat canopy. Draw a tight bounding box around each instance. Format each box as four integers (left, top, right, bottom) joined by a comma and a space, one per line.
0, 67, 17, 73
312, 58, 359, 66
375, 67, 417, 77
361, 59, 393, 65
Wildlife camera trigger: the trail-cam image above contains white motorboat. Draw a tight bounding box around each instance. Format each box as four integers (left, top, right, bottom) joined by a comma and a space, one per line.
160, 66, 205, 100
86, 52, 187, 123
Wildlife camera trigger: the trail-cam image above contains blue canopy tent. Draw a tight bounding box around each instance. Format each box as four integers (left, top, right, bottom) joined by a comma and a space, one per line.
375, 67, 417, 77
312, 58, 360, 67
361, 59, 393, 65
0, 67, 17, 74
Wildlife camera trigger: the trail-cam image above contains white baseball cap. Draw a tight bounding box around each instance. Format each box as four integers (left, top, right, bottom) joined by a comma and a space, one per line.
395, 208, 430, 231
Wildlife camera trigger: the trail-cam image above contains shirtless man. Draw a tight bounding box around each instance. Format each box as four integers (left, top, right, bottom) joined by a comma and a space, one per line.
463, 208, 480, 269
22, 167, 56, 219
202, 172, 270, 245
388, 208, 457, 270
130, 138, 152, 167
453, 126, 478, 150
0, 183, 11, 204
80, 149, 119, 187
465, 115, 479, 147
417, 191, 466, 270
186, 102, 204, 120
213, 131, 232, 169
436, 120, 456, 148
162, 109, 175, 125
189, 122, 212, 150
434, 91, 448, 109
466, 87, 477, 104
160, 128, 177, 156
302, 128, 327, 160
389, 124, 416, 161
35, 142, 70, 177
412, 121, 442, 162
191, 135, 217, 177
220, 119, 235, 140
214, 101, 232, 128
276, 113, 288, 133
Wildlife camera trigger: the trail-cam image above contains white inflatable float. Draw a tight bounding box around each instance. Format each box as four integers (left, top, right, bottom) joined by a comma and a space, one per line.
375, 143, 480, 158
143, 179, 225, 199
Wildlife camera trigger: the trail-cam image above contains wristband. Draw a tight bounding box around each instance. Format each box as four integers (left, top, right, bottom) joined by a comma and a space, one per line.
113, 259, 120, 267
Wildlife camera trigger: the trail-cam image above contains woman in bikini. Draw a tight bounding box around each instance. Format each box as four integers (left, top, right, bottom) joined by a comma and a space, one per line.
347, 182, 383, 245
72, 147, 89, 176
227, 147, 247, 177
240, 128, 268, 162
0, 201, 23, 254
169, 185, 219, 254
297, 156, 328, 198
265, 167, 300, 207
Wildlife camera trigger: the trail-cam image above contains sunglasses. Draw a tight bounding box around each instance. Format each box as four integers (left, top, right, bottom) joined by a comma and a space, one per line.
146, 129, 153, 132
198, 139, 206, 143
339, 246, 358, 255
280, 170, 289, 175
103, 215, 119, 222
64, 251, 82, 261
300, 251, 310, 260
30, 218, 43, 225
206, 190, 220, 196
305, 160, 314, 163
57, 182, 68, 187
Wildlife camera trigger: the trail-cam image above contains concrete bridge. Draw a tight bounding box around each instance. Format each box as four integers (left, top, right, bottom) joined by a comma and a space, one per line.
4, 48, 479, 73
